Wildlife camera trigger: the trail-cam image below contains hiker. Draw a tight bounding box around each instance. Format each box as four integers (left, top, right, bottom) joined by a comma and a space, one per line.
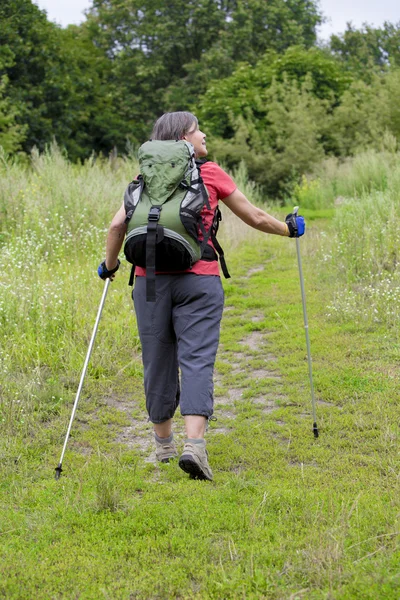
98, 111, 305, 481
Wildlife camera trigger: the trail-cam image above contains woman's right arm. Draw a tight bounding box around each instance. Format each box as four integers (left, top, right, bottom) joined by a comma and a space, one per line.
222, 188, 289, 237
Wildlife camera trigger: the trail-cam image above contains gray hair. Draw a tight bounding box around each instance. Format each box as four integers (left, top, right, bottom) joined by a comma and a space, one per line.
151, 112, 198, 141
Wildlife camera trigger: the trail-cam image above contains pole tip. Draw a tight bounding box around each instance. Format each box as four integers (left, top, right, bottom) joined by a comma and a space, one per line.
313, 422, 319, 438
55, 464, 63, 480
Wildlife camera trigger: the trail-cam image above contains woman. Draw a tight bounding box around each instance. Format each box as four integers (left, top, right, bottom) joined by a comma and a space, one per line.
98, 111, 305, 481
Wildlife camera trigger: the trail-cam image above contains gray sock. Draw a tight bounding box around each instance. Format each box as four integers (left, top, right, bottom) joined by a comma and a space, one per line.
186, 438, 205, 445
154, 433, 173, 444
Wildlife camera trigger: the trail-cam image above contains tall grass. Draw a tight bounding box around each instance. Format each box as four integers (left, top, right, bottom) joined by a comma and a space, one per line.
312, 150, 400, 328
332, 188, 400, 282
0, 145, 140, 438
293, 148, 400, 210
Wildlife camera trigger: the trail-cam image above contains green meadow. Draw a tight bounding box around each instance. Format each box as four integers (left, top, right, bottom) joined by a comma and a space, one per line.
0, 148, 399, 599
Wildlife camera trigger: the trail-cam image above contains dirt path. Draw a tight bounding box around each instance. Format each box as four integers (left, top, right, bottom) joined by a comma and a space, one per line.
70, 267, 291, 464
97, 266, 290, 464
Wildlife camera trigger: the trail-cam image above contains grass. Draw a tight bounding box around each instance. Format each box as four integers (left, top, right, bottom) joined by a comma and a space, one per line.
0, 150, 399, 598
291, 150, 400, 330
292, 148, 400, 211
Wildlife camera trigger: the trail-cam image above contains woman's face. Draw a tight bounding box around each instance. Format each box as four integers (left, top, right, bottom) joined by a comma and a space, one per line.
183, 124, 207, 158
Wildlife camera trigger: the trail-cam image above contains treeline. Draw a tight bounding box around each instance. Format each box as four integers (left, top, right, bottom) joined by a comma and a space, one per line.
1, 0, 400, 196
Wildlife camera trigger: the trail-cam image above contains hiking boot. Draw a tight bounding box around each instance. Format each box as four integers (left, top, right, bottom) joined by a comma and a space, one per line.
155, 436, 178, 463
178, 440, 213, 481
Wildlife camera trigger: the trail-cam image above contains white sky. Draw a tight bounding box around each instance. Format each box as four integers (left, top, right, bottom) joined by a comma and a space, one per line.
33, 0, 399, 39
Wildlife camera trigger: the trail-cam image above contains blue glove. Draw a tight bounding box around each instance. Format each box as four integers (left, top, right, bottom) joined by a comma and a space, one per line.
285, 213, 305, 237
98, 259, 120, 280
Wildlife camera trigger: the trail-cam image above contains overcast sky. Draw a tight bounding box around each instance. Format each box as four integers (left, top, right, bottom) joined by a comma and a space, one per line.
33, 0, 399, 39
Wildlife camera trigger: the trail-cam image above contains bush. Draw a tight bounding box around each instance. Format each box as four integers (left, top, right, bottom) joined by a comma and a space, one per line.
206, 74, 328, 198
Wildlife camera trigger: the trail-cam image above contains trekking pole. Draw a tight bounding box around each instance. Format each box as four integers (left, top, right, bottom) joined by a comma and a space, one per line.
293, 206, 319, 438
55, 278, 111, 480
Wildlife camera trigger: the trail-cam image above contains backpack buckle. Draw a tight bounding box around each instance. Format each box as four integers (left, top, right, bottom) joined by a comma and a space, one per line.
148, 206, 161, 222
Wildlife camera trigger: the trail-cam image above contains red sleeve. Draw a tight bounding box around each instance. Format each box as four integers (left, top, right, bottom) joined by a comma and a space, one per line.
200, 161, 237, 202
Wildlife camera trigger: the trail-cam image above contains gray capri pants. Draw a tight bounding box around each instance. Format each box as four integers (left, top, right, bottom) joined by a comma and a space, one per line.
133, 274, 224, 423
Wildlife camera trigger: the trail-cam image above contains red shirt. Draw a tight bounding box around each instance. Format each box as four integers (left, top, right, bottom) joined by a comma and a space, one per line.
135, 161, 237, 277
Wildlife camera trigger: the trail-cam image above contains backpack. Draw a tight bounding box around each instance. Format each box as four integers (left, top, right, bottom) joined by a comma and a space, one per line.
123, 139, 230, 301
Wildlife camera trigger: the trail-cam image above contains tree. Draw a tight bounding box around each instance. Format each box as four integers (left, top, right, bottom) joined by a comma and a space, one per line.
331, 69, 400, 155
329, 23, 400, 78
0, 0, 325, 156
86, 0, 229, 139
196, 45, 349, 145
0, 44, 26, 153
0, 0, 65, 150
0, 0, 126, 158
85, 0, 323, 139
48, 24, 128, 159
0, 74, 26, 153
220, 0, 321, 61
199, 73, 329, 196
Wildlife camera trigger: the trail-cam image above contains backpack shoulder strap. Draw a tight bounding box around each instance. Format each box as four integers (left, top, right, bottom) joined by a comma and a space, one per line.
209, 207, 230, 279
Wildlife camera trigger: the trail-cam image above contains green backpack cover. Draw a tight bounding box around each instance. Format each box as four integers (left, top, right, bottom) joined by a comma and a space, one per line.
123, 139, 229, 301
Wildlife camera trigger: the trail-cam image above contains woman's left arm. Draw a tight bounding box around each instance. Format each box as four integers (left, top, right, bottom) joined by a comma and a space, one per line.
105, 203, 127, 270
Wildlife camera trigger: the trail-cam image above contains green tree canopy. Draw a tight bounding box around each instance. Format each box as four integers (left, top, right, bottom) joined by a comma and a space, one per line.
331, 68, 400, 155
2, 0, 400, 185
196, 46, 350, 138
197, 70, 330, 195
0, 74, 26, 154
0, 0, 126, 158
329, 22, 400, 78
0, 0, 67, 150
85, 0, 323, 140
